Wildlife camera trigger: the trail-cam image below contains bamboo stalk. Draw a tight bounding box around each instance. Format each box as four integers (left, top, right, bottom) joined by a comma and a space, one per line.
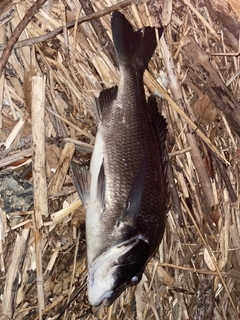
31, 75, 48, 317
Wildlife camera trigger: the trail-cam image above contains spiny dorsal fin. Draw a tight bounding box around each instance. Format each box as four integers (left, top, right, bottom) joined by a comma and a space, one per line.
95, 86, 118, 122
147, 95, 168, 158
71, 161, 91, 206
147, 95, 169, 188
148, 96, 170, 229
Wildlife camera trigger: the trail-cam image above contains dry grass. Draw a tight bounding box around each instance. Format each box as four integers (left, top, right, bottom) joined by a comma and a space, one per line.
0, 0, 240, 319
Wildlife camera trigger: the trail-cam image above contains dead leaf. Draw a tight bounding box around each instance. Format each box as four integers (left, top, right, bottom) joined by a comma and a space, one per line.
210, 207, 220, 225
192, 95, 219, 125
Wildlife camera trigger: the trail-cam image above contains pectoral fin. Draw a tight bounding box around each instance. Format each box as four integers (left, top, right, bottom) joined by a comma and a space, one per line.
97, 161, 106, 211
71, 161, 91, 206
118, 155, 148, 230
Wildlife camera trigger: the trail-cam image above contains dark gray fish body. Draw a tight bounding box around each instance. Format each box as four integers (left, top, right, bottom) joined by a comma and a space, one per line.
71, 12, 168, 307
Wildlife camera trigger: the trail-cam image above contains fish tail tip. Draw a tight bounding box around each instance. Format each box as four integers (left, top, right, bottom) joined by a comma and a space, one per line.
111, 11, 163, 71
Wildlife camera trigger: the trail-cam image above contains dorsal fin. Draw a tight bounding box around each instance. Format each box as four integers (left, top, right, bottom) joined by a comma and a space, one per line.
71, 161, 91, 206
147, 95, 169, 216
118, 155, 148, 233
95, 86, 118, 122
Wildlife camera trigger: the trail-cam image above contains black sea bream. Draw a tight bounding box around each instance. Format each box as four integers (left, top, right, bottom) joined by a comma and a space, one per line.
71, 11, 168, 307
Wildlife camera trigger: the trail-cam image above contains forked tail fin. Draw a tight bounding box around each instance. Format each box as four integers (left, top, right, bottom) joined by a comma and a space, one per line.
111, 12, 163, 73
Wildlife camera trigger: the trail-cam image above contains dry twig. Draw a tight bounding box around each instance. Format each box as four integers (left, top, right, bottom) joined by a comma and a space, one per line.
0, 0, 48, 77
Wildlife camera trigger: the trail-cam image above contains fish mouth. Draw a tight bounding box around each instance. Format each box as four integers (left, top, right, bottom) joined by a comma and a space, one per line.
88, 290, 115, 307
88, 273, 131, 307
102, 288, 124, 307
103, 296, 114, 307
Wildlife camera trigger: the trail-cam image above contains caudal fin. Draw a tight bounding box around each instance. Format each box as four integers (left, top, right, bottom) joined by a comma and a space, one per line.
111, 12, 162, 72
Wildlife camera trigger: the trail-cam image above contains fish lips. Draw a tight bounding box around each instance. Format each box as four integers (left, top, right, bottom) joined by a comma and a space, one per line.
88, 236, 151, 307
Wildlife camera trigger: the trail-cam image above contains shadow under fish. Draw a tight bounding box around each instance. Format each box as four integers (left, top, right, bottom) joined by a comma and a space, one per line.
71, 11, 168, 307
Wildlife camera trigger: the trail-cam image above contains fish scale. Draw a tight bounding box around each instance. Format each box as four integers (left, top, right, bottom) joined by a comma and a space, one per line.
71, 11, 168, 307
102, 100, 163, 224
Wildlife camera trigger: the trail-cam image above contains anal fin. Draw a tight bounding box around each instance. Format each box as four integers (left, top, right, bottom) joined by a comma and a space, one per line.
95, 86, 118, 122
71, 161, 91, 206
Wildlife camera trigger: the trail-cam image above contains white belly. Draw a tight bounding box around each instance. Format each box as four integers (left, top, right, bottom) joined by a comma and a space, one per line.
86, 130, 104, 264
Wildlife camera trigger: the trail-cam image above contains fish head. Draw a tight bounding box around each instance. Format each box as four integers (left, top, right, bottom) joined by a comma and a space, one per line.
88, 235, 151, 306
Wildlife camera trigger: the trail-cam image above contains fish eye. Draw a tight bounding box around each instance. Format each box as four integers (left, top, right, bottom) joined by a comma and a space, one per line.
130, 276, 139, 285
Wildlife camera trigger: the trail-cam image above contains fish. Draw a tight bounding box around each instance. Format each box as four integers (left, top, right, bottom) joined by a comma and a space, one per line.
71, 11, 168, 307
